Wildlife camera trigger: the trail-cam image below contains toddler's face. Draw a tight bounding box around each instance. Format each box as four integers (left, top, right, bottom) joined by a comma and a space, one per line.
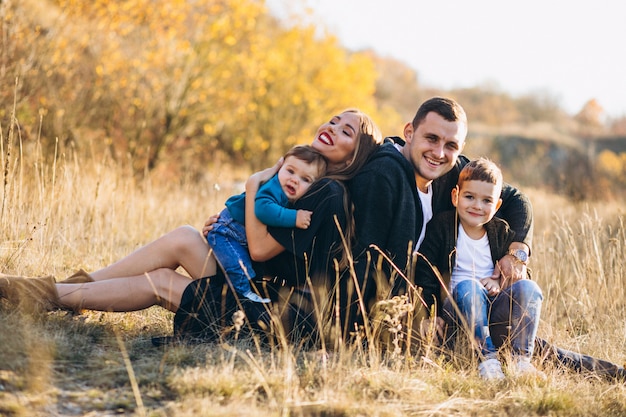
277, 156, 321, 201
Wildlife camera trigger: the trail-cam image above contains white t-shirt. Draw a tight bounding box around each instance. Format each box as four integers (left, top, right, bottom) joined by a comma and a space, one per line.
417, 185, 433, 248
450, 224, 494, 292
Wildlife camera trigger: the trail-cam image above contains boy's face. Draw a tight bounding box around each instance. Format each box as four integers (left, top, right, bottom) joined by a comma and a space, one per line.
452, 180, 502, 230
277, 155, 321, 202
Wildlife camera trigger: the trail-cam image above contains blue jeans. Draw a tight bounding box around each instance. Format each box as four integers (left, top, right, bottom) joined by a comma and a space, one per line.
206, 209, 257, 299
443, 279, 543, 359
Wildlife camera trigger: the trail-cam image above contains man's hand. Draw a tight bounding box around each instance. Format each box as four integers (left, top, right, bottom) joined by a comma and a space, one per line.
491, 243, 529, 289
419, 316, 445, 344
296, 210, 313, 229
493, 255, 526, 290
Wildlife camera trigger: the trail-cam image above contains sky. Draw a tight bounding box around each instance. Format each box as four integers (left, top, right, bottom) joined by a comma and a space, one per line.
266, 0, 626, 118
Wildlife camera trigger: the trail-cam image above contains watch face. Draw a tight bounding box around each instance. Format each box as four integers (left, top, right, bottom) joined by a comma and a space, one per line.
514, 249, 528, 263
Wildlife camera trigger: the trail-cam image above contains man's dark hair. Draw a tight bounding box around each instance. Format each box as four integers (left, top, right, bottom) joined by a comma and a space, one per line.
411, 97, 467, 128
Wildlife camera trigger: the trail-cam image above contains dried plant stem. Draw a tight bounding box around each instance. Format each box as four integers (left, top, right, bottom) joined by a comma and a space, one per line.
114, 329, 146, 417
1, 77, 18, 223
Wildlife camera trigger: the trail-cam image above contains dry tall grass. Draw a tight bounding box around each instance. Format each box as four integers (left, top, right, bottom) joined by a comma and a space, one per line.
2, 116, 626, 416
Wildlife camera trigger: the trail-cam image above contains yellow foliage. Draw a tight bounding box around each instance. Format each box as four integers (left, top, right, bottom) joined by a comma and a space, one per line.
2, 0, 391, 173
597, 150, 624, 177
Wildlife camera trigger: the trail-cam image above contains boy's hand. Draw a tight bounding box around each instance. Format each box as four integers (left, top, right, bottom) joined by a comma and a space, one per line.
296, 210, 313, 229
480, 277, 502, 296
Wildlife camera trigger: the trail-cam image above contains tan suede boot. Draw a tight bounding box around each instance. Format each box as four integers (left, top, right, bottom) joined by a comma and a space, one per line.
0, 275, 60, 315
57, 269, 95, 284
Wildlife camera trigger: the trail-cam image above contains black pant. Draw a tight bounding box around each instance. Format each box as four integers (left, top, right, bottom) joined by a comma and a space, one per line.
172, 272, 321, 347
534, 338, 626, 380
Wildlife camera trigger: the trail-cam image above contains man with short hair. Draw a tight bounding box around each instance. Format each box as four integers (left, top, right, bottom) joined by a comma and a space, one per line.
342, 97, 532, 334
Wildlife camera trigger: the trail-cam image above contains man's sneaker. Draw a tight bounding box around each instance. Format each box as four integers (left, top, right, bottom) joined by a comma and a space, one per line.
478, 358, 505, 381
510, 356, 547, 381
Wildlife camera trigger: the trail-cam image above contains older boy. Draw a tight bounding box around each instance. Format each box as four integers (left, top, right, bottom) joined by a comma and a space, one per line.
415, 158, 543, 380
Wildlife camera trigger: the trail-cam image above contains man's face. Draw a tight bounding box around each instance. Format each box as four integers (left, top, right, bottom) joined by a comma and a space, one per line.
402, 112, 466, 192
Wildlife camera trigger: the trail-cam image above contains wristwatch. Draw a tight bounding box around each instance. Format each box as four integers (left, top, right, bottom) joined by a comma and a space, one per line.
508, 248, 529, 265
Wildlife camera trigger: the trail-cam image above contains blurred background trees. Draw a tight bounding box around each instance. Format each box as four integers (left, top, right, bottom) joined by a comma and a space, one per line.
1, 0, 625, 198
2, 0, 379, 174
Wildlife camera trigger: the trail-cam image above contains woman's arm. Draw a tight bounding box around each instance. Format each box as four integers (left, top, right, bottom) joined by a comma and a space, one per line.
245, 162, 286, 261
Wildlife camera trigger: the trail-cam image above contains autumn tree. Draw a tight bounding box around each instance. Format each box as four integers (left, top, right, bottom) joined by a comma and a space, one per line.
575, 99, 606, 138
609, 115, 626, 136
0, 0, 61, 132
451, 85, 521, 126
40, 0, 274, 172
219, 23, 379, 169
2, 0, 383, 175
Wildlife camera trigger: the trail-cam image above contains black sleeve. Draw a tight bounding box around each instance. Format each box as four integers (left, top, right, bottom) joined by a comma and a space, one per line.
350, 162, 405, 275
414, 212, 451, 317
496, 183, 534, 251
338, 147, 422, 334
267, 179, 347, 285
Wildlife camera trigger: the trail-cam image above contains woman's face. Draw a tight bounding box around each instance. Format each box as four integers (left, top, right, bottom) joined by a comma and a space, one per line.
311, 112, 359, 169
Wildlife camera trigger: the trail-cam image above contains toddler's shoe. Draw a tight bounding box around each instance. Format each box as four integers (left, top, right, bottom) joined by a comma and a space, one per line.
243, 290, 270, 304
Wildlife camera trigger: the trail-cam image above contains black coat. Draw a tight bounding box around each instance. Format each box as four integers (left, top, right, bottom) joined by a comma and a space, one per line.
345, 137, 533, 325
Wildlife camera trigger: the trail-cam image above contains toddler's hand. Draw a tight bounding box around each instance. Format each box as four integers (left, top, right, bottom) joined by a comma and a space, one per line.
296, 210, 313, 229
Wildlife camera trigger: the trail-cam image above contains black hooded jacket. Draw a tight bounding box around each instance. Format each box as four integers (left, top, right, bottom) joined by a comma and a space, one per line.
344, 137, 533, 328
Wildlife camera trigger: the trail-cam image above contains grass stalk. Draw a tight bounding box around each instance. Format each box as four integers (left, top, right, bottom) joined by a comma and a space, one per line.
114, 329, 146, 417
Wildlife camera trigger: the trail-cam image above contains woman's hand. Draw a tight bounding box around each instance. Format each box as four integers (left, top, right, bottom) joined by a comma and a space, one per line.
202, 214, 220, 237
244, 157, 286, 261
246, 157, 283, 194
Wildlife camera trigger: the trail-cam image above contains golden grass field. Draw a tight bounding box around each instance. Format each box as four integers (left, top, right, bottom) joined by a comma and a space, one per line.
1, 133, 626, 416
